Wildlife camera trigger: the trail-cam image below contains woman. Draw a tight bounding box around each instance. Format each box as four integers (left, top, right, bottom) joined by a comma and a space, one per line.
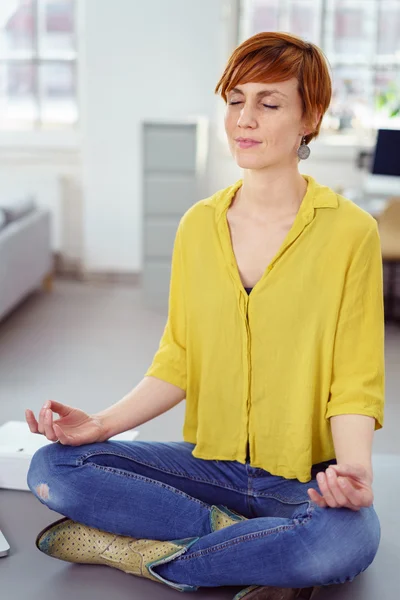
26, 32, 384, 600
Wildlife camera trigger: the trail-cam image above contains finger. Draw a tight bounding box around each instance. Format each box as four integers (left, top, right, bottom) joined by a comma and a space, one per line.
336, 477, 370, 509
43, 409, 58, 442
330, 464, 373, 491
38, 402, 50, 434
48, 400, 73, 418
316, 472, 339, 508
53, 423, 73, 446
325, 467, 350, 506
308, 488, 327, 508
329, 463, 365, 481
25, 409, 39, 434
324, 469, 362, 511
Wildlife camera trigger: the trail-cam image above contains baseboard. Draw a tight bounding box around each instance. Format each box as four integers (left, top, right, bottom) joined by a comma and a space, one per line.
53, 252, 83, 278
81, 271, 141, 285
52, 253, 141, 285
53, 252, 142, 286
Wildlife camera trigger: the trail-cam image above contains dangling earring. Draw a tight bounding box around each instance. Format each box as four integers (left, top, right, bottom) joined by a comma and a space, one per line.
297, 136, 310, 160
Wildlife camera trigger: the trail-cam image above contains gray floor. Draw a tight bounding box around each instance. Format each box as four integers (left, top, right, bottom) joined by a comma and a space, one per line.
0, 279, 399, 599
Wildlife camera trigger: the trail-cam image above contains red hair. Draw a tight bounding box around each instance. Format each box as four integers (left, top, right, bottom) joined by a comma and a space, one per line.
215, 31, 332, 144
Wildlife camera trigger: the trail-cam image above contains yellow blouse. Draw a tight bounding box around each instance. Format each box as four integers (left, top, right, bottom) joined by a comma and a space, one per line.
145, 174, 385, 482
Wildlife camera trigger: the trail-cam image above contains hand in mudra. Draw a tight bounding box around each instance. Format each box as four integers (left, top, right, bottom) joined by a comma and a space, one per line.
307, 463, 374, 511
25, 400, 108, 446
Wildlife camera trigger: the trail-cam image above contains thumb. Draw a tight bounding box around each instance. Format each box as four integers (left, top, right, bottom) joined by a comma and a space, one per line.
48, 400, 74, 418
329, 463, 365, 479
54, 423, 88, 447
53, 423, 73, 445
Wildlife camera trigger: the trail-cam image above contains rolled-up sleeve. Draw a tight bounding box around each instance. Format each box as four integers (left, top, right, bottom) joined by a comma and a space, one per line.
144, 222, 187, 391
326, 223, 385, 430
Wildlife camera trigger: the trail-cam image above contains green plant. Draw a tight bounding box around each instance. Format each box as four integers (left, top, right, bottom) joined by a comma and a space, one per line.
375, 81, 400, 117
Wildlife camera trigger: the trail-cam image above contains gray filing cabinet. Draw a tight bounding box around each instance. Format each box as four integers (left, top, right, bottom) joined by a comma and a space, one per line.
142, 118, 208, 312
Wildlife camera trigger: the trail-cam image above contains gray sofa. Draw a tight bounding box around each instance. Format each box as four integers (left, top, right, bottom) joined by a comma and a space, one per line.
0, 196, 53, 322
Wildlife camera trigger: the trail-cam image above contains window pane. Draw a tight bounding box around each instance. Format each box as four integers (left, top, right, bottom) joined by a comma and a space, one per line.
239, 0, 322, 45
39, 61, 77, 127
374, 68, 400, 127
248, 0, 280, 35
325, 0, 376, 63
38, 0, 76, 59
0, 61, 38, 129
377, 1, 400, 58
288, 0, 321, 44
328, 66, 373, 131
0, 0, 35, 59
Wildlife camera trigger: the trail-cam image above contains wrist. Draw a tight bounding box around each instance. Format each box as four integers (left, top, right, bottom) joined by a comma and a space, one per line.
366, 468, 373, 485
356, 462, 373, 485
358, 461, 373, 484
91, 410, 115, 440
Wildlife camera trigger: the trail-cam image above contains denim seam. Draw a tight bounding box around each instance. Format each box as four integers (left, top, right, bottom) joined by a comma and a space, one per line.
76, 449, 249, 495
76, 450, 318, 505
176, 518, 313, 561
247, 471, 253, 516
82, 462, 211, 509
177, 502, 317, 562
250, 492, 314, 504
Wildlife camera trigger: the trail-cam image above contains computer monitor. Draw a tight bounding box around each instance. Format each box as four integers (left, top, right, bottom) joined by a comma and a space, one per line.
364, 128, 400, 196
372, 128, 400, 176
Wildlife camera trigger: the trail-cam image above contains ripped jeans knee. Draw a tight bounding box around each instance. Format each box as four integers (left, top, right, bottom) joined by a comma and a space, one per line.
27, 444, 62, 508
36, 482, 50, 500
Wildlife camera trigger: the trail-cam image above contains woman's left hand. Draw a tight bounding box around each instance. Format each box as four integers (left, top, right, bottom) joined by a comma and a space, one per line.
307, 463, 374, 511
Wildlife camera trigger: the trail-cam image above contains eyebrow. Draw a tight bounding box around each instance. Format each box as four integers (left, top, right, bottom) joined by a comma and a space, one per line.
229, 87, 288, 99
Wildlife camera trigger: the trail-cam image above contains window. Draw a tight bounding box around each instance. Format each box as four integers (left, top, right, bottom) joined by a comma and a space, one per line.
239, 0, 400, 137
0, 0, 78, 130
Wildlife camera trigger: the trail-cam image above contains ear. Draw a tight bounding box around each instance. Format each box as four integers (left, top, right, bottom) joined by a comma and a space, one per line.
303, 109, 322, 137
310, 109, 322, 133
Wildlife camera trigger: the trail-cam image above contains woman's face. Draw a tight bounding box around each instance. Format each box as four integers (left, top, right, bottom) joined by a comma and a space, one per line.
224, 77, 310, 170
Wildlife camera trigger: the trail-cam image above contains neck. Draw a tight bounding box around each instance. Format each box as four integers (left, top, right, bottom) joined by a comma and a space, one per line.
237, 166, 308, 218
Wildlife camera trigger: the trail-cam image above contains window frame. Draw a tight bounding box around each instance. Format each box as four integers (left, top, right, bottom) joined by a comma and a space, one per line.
0, 0, 81, 140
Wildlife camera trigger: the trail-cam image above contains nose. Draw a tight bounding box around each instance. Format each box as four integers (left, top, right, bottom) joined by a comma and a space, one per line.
237, 103, 257, 129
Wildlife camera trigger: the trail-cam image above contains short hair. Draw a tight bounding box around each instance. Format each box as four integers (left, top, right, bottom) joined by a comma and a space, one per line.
215, 31, 332, 145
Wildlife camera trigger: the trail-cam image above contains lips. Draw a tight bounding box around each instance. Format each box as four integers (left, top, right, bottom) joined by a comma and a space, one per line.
235, 138, 262, 149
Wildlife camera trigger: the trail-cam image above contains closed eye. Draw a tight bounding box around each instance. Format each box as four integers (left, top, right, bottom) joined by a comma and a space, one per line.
228, 101, 279, 110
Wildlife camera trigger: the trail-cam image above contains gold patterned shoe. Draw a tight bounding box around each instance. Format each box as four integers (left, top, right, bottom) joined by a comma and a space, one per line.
210, 504, 248, 531
35, 517, 199, 592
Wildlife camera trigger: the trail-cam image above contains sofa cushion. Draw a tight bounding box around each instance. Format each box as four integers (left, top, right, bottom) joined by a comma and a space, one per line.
0, 208, 6, 231
0, 195, 36, 224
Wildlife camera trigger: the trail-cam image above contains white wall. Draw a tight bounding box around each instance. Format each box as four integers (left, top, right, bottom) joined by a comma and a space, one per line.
81, 0, 224, 272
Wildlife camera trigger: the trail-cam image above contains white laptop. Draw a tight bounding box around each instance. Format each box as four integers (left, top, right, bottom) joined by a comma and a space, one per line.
0, 529, 10, 557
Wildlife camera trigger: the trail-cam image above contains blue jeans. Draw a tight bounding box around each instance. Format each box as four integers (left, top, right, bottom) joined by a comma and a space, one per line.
27, 440, 381, 592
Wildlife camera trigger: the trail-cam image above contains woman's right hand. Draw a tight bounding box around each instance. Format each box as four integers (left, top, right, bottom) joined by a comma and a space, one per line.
25, 400, 109, 446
